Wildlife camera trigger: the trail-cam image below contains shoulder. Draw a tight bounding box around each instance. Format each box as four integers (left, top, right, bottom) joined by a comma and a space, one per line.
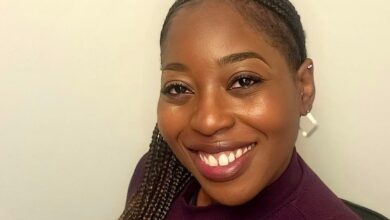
271, 203, 360, 220
289, 155, 361, 219
126, 152, 149, 203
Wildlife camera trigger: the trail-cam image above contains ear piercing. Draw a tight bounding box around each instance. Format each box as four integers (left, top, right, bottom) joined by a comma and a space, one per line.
306, 105, 312, 114
300, 91, 311, 113
301, 109, 310, 116
307, 64, 313, 69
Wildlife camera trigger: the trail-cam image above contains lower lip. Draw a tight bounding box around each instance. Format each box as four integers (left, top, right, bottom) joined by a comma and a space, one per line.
190, 145, 255, 182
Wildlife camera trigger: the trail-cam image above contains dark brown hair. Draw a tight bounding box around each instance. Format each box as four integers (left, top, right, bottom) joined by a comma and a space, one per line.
160, 0, 307, 70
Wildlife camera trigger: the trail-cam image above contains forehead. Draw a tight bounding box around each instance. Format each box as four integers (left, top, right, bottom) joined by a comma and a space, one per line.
161, 0, 287, 69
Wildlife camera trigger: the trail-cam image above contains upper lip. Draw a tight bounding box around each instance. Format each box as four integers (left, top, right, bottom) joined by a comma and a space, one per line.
185, 141, 256, 154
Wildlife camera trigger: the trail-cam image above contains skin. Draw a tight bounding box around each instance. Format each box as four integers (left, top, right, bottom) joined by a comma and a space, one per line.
157, 0, 315, 206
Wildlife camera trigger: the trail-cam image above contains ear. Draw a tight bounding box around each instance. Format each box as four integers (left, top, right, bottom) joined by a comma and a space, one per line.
295, 58, 315, 116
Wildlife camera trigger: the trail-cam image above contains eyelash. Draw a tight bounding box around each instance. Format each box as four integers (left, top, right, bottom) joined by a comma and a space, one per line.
161, 73, 265, 96
161, 82, 192, 96
228, 73, 264, 90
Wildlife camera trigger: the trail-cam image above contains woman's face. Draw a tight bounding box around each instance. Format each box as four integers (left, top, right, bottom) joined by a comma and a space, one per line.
158, 1, 314, 206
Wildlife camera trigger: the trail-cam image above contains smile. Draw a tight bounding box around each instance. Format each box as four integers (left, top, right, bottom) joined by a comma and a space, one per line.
189, 142, 257, 182
198, 143, 255, 167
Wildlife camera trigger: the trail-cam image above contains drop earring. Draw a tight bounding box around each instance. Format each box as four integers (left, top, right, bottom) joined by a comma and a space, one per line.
300, 110, 318, 137
300, 88, 317, 137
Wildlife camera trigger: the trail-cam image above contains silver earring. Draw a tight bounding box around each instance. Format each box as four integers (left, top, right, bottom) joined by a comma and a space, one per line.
306, 105, 312, 114
300, 112, 318, 137
307, 64, 313, 69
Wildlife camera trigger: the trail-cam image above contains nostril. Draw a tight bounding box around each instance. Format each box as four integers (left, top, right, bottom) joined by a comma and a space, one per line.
190, 110, 235, 136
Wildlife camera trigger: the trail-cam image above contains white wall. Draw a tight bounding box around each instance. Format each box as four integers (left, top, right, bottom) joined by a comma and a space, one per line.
0, 0, 388, 219
293, 0, 390, 217
0, 1, 172, 219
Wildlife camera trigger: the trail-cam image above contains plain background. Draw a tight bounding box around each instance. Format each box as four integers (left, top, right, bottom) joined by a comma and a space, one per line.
1, 0, 389, 219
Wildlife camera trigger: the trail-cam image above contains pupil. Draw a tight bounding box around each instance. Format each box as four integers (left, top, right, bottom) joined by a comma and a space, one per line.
175, 86, 185, 93
240, 78, 251, 86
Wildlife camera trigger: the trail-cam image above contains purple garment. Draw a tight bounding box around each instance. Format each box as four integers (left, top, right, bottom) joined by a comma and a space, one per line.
127, 150, 360, 219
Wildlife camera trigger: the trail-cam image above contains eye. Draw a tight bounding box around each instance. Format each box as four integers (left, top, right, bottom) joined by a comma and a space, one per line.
229, 74, 264, 90
161, 82, 192, 96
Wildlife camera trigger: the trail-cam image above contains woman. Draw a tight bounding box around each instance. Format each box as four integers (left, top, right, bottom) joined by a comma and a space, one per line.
120, 0, 360, 219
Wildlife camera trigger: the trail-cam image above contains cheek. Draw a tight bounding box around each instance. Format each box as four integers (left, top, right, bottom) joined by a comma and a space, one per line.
157, 101, 177, 141
237, 89, 300, 139
157, 100, 196, 170
157, 100, 190, 147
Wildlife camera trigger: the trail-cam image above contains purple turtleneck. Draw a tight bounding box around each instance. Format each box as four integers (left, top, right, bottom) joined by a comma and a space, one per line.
127, 150, 360, 219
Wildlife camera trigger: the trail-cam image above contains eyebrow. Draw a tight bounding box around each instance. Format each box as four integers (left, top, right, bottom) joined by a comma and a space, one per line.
218, 52, 269, 66
161, 51, 268, 72
161, 63, 188, 72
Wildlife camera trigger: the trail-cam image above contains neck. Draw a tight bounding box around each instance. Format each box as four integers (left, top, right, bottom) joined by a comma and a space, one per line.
196, 188, 217, 207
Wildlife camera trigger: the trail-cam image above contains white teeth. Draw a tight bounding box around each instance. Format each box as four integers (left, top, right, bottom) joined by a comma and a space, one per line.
208, 155, 218, 167
199, 154, 204, 162
218, 154, 229, 166
228, 152, 235, 163
198, 143, 255, 167
204, 154, 209, 164
235, 149, 243, 158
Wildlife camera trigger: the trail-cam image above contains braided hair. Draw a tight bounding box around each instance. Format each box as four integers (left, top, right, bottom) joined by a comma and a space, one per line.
120, 1, 307, 219
119, 126, 192, 219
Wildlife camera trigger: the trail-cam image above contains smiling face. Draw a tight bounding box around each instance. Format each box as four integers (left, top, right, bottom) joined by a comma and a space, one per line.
157, 1, 314, 206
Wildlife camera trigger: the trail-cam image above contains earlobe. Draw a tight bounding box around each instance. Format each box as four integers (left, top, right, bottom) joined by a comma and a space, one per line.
296, 58, 316, 116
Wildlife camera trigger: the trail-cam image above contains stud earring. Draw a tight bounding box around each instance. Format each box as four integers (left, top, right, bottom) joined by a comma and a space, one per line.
300, 112, 317, 137
307, 64, 313, 69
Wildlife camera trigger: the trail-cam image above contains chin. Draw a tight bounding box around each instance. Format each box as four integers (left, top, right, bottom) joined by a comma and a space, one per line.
199, 177, 267, 206
218, 196, 254, 206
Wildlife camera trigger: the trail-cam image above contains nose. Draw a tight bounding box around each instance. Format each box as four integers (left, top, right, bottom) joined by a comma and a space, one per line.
190, 92, 235, 136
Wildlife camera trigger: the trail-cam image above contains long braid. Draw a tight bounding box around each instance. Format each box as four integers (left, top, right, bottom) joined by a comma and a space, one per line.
119, 126, 192, 220
121, 0, 307, 219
